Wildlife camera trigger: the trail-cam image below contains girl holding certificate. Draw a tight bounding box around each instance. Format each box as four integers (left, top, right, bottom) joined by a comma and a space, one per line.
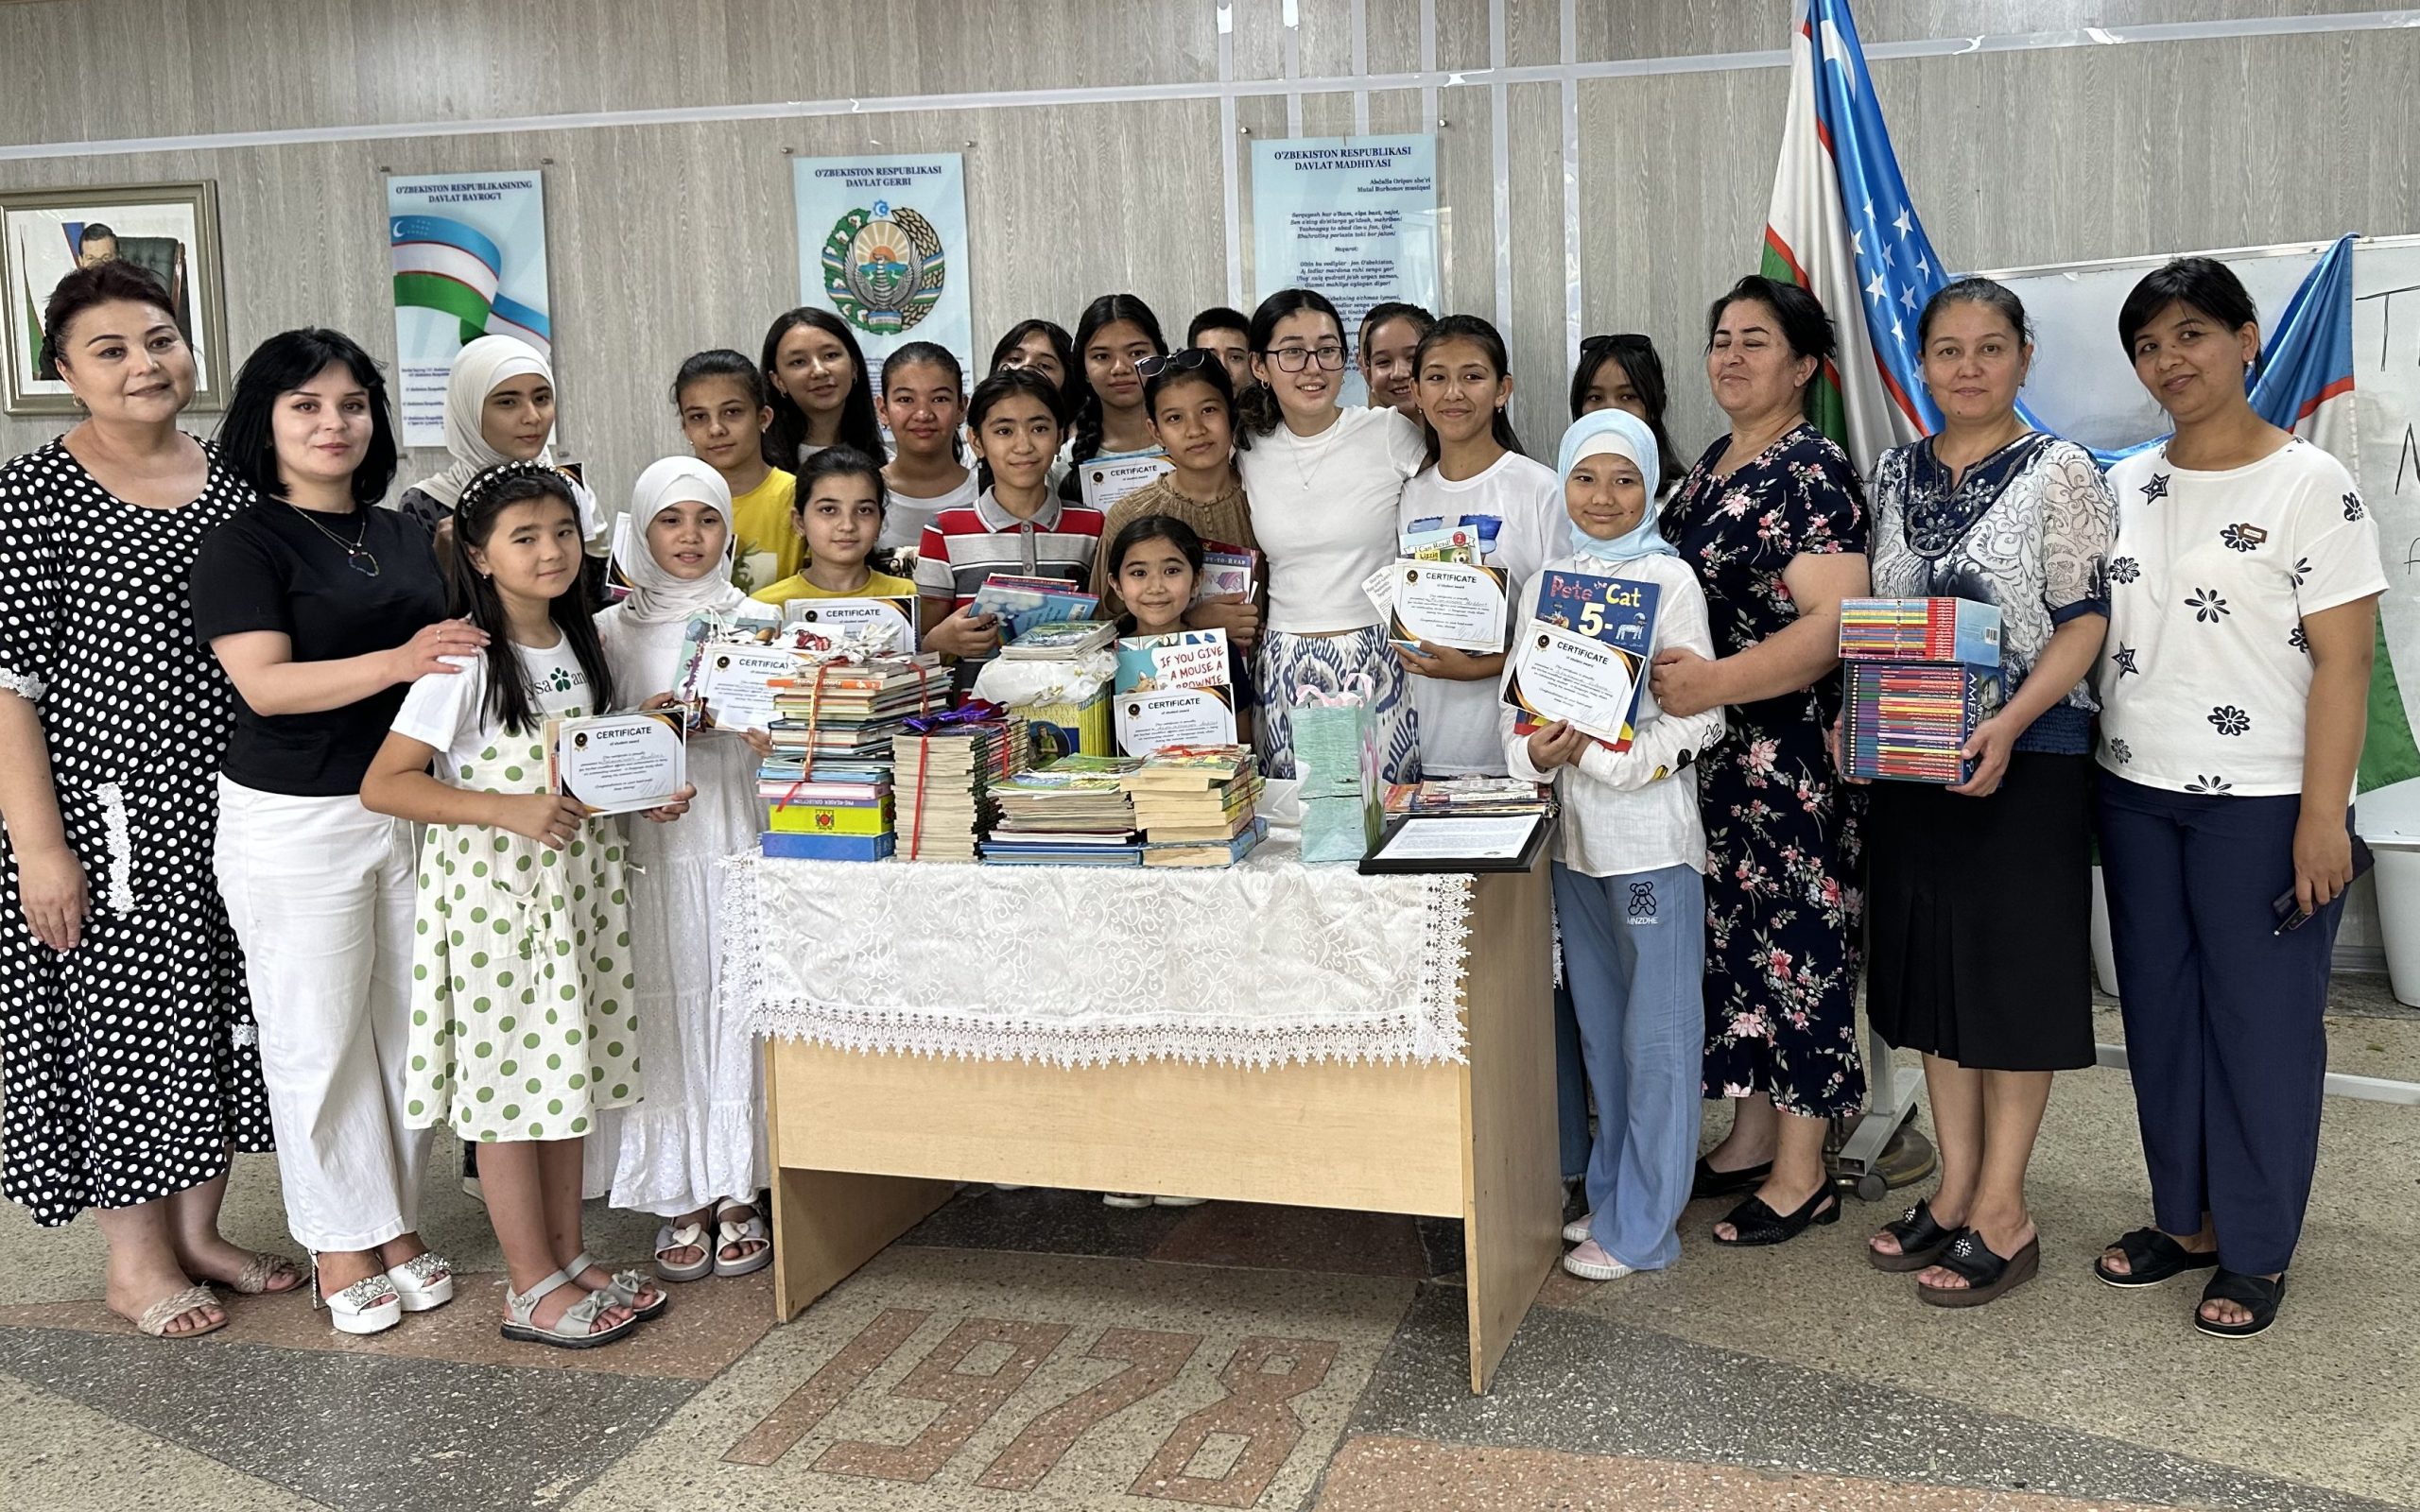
1235, 288, 1426, 781
1503, 409, 1725, 1282
1395, 315, 1562, 776
592, 458, 777, 1285
362, 462, 687, 1350
1060, 294, 1171, 506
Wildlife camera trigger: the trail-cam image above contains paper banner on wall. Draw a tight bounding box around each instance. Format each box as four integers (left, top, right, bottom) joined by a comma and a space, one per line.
387, 170, 553, 445
1250, 133, 1440, 404
792, 154, 971, 393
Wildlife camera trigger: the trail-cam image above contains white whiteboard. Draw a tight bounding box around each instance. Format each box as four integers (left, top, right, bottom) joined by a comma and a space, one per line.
1981, 236, 2420, 713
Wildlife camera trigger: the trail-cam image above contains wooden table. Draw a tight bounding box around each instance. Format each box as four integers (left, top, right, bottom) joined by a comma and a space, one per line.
755, 856, 1559, 1394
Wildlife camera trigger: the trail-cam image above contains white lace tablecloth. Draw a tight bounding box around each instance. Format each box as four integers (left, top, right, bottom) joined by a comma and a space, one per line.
724, 837, 1472, 1067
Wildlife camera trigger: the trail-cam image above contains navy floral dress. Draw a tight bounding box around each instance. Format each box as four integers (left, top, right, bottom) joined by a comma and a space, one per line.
1658, 424, 1869, 1118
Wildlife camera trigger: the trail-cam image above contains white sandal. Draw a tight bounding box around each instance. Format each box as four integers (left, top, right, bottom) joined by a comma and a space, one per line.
311, 1255, 401, 1336
568, 1248, 667, 1319
653, 1222, 715, 1283
500, 1269, 636, 1350
130, 1283, 227, 1339
386, 1250, 456, 1313
713, 1198, 773, 1278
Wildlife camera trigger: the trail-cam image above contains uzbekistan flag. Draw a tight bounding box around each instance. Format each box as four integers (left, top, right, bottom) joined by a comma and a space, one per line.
390, 215, 551, 353
1759, 0, 1946, 474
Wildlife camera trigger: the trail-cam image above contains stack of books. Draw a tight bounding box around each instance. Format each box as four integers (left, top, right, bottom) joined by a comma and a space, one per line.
890, 716, 1031, 862
982, 755, 1144, 867
757, 655, 943, 860
1001, 620, 1117, 660
1123, 746, 1268, 868
1837, 597, 2003, 785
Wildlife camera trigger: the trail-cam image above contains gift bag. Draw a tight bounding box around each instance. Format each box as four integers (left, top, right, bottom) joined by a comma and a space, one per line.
1293, 677, 1385, 862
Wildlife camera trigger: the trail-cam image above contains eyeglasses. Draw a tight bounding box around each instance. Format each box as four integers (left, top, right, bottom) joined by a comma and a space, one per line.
1134, 348, 1219, 380
1263, 344, 1347, 372
1580, 333, 1654, 355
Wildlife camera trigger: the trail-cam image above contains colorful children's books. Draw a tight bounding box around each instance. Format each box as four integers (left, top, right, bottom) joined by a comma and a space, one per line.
1194, 541, 1260, 603
1842, 661, 2002, 784
1113, 629, 1237, 755
1384, 776, 1553, 816
972, 575, 1100, 641
1839, 596, 2002, 666
1001, 619, 1118, 659
983, 754, 1143, 863
1144, 816, 1270, 868
761, 831, 896, 862
1503, 569, 1661, 751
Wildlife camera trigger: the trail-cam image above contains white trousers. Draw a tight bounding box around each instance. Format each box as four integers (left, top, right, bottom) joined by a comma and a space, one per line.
214, 778, 428, 1252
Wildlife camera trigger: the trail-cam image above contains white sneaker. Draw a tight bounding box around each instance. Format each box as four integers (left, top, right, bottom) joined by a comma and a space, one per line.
1563, 1213, 1594, 1245
1561, 1239, 1635, 1282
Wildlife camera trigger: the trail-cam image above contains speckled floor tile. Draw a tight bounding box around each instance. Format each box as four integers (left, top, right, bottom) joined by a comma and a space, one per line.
897, 1183, 1195, 1260
1547, 1011, 2420, 1506
1309, 1435, 2180, 1511
0, 1368, 336, 1512
0, 1264, 774, 1379
1146, 1201, 1431, 1279
562, 1244, 1413, 1511
1354, 1284, 2401, 1512
0, 1329, 694, 1512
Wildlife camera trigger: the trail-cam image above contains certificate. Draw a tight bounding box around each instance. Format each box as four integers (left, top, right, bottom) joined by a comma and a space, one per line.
779, 594, 917, 654
1386, 560, 1508, 653
550, 712, 686, 816
695, 641, 801, 732
1505, 620, 1642, 745
1077, 452, 1174, 512
1115, 686, 1237, 756
1371, 814, 1542, 862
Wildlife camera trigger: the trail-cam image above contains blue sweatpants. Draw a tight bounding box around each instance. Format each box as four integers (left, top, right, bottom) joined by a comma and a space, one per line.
2097, 776, 2346, 1276
1553, 978, 1590, 1183
1553, 861, 1705, 1272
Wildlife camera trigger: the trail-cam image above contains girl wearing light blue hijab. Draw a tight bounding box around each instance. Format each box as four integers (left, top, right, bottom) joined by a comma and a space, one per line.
1499, 408, 1724, 1283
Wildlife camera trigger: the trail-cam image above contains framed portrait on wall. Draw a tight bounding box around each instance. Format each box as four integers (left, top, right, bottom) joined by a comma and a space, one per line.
1, 180, 231, 415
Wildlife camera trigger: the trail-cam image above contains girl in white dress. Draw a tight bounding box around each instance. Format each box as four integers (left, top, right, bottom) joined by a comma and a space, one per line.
592, 458, 778, 1282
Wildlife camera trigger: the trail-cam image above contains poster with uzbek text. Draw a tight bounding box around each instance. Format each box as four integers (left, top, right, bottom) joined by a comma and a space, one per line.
793, 154, 971, 395
1250, 135, 1440, 366
387, 170, 552, 445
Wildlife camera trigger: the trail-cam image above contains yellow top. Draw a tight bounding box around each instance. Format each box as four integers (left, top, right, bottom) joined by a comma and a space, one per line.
727, 466, 801, 590
750, 569, 919, 606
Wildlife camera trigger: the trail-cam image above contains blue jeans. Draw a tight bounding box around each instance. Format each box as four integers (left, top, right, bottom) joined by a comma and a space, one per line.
2097, 775, 2345, 1275
1553, 861, 1706, 1271
1554, 977, 1589, 1183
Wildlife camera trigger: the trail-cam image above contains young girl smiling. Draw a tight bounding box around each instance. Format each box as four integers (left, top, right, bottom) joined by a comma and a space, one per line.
673, 349, 796, 591
758, 308, 884, 469
878, 342, 975, 566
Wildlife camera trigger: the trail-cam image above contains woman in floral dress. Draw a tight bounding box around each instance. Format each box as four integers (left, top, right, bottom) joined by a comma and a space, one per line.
1650, 276, 1871, 1247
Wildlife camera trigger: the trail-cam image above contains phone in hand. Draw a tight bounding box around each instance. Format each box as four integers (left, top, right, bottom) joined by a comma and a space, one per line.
2270, 835, 2375, 934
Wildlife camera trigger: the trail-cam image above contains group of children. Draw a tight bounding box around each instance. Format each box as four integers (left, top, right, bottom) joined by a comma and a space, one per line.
364, 290, 1710, 1347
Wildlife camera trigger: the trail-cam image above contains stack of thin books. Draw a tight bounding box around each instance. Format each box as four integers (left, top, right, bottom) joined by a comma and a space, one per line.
1000, 620, 1117, 660
757, 655, 944, 860
890, 716, 1031, 862
1123, 745, 1268, 868
982, 755, 1144, 866
1382, 776, 1552, 816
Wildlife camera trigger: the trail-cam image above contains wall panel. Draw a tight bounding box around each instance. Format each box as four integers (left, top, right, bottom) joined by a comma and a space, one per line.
1, 2, 2412, 513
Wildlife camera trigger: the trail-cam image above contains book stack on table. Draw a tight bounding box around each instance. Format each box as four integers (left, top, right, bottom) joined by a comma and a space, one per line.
981, 755, 1144, 867
1383, 776, 1553, 817
890, 714, 1033, 862
1121, 745, 1268, 868
1838, 597, 2003, 785
758, 655, 942, 860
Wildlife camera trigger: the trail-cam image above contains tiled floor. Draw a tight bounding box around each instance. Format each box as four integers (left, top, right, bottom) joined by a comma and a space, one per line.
3, 992, 2415, 1512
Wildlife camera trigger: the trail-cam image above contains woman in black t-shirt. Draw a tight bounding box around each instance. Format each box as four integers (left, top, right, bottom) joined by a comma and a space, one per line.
192, 329, 482, 1336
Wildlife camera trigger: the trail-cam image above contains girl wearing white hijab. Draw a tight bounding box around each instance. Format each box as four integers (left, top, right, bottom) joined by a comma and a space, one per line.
1499, 409, 1725, 1286
395, 335, 607, 552
588, 458, 776, 1283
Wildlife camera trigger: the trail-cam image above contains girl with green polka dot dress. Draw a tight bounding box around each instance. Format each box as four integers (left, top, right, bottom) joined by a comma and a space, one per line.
362, 462, 693, 1350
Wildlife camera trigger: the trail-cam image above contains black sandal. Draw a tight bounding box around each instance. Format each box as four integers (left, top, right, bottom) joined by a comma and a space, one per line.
1691, 1156, 1774, 1201
1712, 1186, 1840, 1246
2094, 1227, 2220, 1289
2194, 1269, 2287, 1339
1868, 1199, 1959, 1273
1916, 1229, 2040, 1308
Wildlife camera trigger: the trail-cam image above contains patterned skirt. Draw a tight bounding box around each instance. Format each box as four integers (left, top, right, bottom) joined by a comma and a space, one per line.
1253, 627, 1421, 784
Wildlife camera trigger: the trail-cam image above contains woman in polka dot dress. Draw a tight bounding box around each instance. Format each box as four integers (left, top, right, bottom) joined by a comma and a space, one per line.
0, 263, 293, 1339
362, 462, 689, 1349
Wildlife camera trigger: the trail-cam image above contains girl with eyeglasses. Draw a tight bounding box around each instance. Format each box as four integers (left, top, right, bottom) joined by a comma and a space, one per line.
1234, 288, 1426, 782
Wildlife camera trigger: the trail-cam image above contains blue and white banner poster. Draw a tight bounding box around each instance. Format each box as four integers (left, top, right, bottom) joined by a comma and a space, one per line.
388, 170, 552, 446
792, 154, 972, 391
1250, 135, 1440, 338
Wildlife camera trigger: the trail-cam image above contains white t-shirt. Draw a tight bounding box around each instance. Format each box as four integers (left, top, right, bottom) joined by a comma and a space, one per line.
2095, 438, 2384, 799
1236, 405, 1426, 634
881, 467, 977, 553
1396, 452, 1565, 775
391, 639, 596, 783
1499, 551, 1723, 877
